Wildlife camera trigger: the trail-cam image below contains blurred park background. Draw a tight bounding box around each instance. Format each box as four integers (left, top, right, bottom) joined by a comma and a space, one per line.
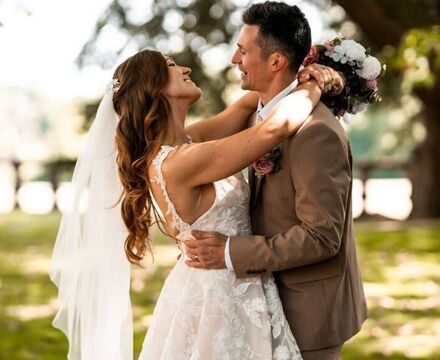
0, 0, 439, 358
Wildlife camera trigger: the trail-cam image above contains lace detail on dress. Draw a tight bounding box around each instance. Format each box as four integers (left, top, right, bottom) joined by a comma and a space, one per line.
141, 145, 302, 360
151, 145, 192, 240
264, 276, 303, 359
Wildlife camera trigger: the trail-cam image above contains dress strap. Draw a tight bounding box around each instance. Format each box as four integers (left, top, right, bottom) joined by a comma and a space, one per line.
152, 145, 192, 239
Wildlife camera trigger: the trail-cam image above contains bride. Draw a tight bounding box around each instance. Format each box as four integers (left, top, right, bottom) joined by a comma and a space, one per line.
50, 49, 342, 359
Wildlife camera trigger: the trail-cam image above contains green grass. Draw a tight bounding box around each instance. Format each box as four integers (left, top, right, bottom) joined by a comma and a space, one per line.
1, 211, 439, 359
341, 223, 440, 359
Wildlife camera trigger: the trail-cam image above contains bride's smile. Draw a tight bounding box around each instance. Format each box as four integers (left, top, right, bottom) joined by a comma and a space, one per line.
163, 56, 202, 103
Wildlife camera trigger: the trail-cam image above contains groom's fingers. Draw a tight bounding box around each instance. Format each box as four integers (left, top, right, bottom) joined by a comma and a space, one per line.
185, 248, 196, 259
186, 256, 210, 268
185, 260, 206, 269
185, 240, 200, 249
185, 259, 225, 270
191, 230, 213, 239
185, 232, 226, 260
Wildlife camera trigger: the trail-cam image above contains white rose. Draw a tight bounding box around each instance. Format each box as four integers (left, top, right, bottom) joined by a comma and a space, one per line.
344, 39, 367, 66
343, 113, 353, 124
329, 39, 366, 66
326, 46, 346, 64
356, 55, 382, 80
326, 50, 342, 62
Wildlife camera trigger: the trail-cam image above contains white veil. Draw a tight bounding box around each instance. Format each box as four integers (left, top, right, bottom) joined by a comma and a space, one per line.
50, 90, 133, 360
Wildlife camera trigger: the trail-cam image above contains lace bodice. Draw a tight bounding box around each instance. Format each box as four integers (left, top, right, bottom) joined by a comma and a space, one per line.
141, 145, 302, 360
152, 145, 252, 241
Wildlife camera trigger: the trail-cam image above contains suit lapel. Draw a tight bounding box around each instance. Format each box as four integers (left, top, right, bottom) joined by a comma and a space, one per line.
253, 173, 264, 207
247, 110, 267, 207
248, 165, 256, 206
249, 165, 265, 206
250, 86, 297, 207
248, 112, 258, 206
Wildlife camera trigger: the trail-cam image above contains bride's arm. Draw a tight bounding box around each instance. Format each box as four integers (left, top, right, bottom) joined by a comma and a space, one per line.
185, 91, 259, 142
165, 80, 322, 187
185, 64, 343, 143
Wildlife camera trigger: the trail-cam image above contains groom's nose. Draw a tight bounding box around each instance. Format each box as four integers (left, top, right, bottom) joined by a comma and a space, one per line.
231, 48, 241, 64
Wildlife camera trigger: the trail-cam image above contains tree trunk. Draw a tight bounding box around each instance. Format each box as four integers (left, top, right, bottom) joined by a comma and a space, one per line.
332, 0, 405, 47
410, 82, 440, 218
333, 0, 440, 218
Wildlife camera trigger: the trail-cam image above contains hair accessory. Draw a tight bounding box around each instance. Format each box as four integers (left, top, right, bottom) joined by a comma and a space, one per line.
109, 78, 121, 93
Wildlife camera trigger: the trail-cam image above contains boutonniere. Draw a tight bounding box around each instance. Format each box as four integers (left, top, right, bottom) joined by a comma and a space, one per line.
252, 146, 281, 178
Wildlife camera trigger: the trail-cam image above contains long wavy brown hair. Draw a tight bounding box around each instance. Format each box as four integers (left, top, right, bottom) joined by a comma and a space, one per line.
112, 50, 171, 265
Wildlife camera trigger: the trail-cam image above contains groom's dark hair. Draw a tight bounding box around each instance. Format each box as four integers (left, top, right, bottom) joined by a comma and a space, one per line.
242, 1, 311, 73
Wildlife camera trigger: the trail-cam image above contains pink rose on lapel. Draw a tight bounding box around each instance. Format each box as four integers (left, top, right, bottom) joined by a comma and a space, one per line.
252, 156, 274, 177
252, 146, 281, 177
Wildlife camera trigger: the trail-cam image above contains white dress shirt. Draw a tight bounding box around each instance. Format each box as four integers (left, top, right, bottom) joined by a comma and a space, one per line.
224, 80, 298, 271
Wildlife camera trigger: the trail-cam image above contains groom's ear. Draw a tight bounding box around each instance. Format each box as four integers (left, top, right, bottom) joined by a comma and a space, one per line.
268, 52, 288, 72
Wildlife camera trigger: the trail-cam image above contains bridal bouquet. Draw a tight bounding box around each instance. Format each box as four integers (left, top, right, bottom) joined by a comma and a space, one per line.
252, 36, 385, 178
303, 35, 385, 123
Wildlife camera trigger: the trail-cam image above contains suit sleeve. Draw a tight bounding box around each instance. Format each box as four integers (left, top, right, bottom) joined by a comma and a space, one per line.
230, 122, 352, 278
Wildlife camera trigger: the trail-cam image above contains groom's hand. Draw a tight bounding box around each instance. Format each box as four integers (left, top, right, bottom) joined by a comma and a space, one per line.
184, 230, 228, 269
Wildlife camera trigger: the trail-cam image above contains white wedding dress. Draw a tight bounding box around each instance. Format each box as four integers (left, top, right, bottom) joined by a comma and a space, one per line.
138, 145, 302, 360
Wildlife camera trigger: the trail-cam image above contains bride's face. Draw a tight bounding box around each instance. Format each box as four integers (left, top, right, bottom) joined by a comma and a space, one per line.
162, 57, 202, 103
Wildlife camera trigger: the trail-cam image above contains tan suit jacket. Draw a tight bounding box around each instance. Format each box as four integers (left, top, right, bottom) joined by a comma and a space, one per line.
230, 102, 368, 351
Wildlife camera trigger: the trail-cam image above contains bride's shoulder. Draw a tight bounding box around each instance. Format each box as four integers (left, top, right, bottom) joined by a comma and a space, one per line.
150, 143, 193, 184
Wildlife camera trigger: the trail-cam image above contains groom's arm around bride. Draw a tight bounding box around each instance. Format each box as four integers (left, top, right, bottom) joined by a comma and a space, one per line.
185, 1, 368, 357
187, 102, 368, 359
232, 102, 368, 356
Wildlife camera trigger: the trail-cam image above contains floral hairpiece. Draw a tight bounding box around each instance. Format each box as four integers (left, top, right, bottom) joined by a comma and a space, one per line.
303, 35, 385, 124
108, 78, 121, 93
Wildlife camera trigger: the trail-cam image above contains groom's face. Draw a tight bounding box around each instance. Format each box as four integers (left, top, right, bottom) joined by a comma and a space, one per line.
231, 24, 272, 92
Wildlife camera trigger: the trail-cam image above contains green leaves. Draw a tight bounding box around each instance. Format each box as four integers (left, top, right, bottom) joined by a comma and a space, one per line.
384, 26, 440, 91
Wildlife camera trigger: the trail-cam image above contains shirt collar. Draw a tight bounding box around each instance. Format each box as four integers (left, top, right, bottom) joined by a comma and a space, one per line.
257, 79, 298, 120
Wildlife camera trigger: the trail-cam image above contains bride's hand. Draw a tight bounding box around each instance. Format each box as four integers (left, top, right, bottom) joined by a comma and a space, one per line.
298, 64, 345, 95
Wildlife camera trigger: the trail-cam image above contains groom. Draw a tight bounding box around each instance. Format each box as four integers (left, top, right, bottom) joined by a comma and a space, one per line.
185, 2, 367, 359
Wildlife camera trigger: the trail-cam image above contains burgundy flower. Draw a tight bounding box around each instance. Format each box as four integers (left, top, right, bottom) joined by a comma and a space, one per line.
252, 156, 274, 177
302, 46, 320, 67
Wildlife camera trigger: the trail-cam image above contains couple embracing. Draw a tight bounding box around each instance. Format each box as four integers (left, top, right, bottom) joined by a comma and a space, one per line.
51, 2, 367, 359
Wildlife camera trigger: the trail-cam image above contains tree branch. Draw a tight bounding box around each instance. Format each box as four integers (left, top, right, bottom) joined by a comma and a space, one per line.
333, 0, 407, 47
